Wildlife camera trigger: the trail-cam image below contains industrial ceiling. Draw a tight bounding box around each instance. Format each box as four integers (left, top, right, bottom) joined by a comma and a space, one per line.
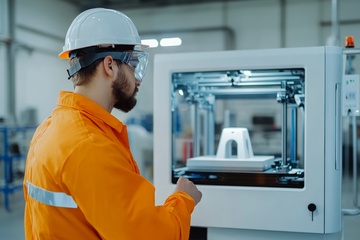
59, 0, 243, 11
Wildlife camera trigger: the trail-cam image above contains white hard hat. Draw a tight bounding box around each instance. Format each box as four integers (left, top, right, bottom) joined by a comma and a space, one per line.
59, 8, 147, 59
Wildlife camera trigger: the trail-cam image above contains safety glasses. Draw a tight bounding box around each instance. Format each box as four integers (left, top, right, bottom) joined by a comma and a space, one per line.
67, 50, 149, 82
116, 51, 149, 82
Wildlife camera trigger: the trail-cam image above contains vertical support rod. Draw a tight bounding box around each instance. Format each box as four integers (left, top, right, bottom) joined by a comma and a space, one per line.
171, 110, 177, 169
203, 109, 208, 155
279, 0, 286, 48
5, 0, 16, 122
282, 101, 288, 165
330, 0, 340, 46
290, 108, 297, 165
301, 107, 305, 168
3, 128, 10, 210
193, 104, 200, 157
207, 105, 215, 155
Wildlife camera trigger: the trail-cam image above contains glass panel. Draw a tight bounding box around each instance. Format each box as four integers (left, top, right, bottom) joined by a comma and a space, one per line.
171, 68, 305, 188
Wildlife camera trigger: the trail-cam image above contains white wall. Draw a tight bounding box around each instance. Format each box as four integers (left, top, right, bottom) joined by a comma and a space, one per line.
1, 0, 360, 124
1, 0, 79, 124
14, 0, 80, 123
285, 0, 322, 47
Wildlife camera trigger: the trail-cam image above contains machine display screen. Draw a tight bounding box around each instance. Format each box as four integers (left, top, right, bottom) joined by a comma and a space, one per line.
170, 68, 305, 188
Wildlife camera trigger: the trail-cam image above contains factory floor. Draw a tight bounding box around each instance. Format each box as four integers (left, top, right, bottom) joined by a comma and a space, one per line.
0, 176, 360, 239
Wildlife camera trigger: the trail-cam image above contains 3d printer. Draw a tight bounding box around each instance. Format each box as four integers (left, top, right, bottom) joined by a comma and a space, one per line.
154, 46, 342, 239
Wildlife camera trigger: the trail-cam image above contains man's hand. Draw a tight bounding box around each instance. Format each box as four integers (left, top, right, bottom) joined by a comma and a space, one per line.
175, 177, 202, 206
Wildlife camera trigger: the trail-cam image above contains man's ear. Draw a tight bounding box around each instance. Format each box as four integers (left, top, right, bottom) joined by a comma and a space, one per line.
103, 55, 116, 78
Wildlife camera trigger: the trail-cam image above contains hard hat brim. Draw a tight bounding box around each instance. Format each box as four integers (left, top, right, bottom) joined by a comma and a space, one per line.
58, 44, 149, 60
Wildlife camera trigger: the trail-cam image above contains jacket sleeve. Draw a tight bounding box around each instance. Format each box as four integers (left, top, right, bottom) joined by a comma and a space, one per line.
60, 135, 195, 240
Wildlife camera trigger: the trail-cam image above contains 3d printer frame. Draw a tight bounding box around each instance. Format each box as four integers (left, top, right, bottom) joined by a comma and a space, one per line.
154, 46, 342, 236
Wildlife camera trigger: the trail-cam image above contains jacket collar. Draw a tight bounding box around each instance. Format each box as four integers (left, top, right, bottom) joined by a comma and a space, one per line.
56, 91, 124, 133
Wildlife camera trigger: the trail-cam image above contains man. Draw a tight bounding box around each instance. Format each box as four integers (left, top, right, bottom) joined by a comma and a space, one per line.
23, 8, 202, 240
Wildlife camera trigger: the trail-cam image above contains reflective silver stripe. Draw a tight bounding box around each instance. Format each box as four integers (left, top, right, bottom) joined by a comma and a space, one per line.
26, 181, 77, 208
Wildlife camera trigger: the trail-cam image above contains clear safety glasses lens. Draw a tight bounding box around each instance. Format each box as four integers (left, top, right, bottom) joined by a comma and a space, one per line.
124, 51, 149, 82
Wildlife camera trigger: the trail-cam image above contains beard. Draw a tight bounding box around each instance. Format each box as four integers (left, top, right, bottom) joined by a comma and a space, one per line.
112, 70, 138, 113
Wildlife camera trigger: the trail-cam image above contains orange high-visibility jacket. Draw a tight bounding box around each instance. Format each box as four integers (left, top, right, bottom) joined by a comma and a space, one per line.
23, 91, 195, 240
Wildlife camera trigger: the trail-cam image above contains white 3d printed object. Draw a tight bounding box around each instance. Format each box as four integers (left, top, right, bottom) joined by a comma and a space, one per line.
186, 128, 275, 172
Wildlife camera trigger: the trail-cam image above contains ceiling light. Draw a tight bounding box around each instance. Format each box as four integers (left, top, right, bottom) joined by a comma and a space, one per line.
160, 37, 182, 47
141, 39, 159, 48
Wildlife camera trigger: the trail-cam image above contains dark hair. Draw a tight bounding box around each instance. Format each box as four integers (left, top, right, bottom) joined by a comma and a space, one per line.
70, 58, 102, 86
